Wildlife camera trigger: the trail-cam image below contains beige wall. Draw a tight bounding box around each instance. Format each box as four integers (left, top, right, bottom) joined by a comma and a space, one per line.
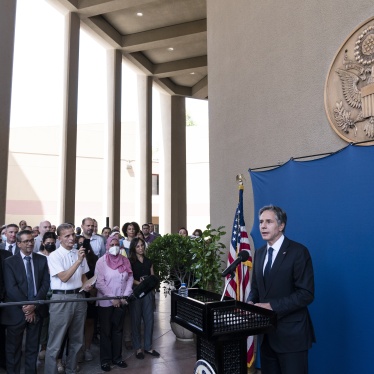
6, 122, 138, 229
186, 124, 210, 232
207, 0, 374, 245
5, 117, 210, 232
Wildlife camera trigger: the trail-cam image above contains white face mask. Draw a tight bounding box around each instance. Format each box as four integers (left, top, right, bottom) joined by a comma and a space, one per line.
108, 246, 120, 256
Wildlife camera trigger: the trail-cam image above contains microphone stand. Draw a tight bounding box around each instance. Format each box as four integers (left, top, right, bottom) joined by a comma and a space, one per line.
220, 271, 235, 301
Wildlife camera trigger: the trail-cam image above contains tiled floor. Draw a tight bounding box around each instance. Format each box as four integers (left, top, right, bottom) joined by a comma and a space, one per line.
1, 292, 260, 374
1, 292, 197, 374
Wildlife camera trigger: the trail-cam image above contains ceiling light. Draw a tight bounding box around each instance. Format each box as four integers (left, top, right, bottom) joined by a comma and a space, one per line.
167, 47, 174, 51
190, 72, 195, 75
136, 12, 143, 16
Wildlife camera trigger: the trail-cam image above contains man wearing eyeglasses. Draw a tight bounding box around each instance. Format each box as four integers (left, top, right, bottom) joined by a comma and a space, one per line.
1, 229, 50, 373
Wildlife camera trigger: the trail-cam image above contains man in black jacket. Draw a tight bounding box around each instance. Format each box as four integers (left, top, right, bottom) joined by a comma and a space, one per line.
0, 248, 12, 369
248, 205, 315, 374
1, 230, 50, 374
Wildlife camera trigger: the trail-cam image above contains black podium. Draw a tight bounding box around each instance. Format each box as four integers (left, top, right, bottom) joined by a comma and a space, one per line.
171, 289, 276, 374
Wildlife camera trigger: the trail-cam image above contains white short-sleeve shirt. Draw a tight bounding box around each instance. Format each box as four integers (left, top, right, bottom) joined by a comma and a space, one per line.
48, 246, 89, 290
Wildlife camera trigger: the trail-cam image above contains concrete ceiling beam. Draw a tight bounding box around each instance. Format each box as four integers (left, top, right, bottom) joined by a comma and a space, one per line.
122, 19, 206, 52
153, 56, 207, 77
78, 0, 159, 17
191, 76, 208, 99
154, 78, 192, 97
82, 16, 122, 47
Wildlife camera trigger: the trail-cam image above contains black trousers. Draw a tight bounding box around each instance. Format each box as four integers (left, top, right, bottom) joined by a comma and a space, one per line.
5, 318, 42, 374
260, 335, 309, 374
129, 292, 154, 351
98, 306, 125, 365
0, 324, 6, 368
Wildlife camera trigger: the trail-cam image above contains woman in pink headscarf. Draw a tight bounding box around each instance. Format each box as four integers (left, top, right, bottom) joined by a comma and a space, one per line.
95, 236, 134, 372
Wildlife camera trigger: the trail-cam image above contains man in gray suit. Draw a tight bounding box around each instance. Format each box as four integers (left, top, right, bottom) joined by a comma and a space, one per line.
0, 224, 20, 255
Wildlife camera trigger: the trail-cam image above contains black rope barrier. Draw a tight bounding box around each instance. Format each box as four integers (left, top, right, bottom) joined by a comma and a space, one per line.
0, 295, 131, 308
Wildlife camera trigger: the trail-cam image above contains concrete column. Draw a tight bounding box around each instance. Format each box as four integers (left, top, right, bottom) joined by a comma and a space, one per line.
105, 49, 122, 227
0, 1, 17, 223
170, 96, 187, 232
160, 94, 186, 234
159, 93, 171, 233
137, 75, 153, 225
59, 12, 80, 224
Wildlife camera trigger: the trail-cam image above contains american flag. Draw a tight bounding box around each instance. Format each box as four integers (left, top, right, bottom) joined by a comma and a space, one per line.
225, 185, 254, 368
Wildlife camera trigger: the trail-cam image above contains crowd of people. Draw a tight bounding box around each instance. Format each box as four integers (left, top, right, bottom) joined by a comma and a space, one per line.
0, 206, 316, 374
0, 218, 169, 374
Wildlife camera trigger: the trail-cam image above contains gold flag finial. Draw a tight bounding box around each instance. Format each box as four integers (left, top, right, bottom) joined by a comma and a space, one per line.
236, 174, 245, 186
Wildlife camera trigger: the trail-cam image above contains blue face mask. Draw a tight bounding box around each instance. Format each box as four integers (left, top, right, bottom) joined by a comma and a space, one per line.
1, 234, 6, 242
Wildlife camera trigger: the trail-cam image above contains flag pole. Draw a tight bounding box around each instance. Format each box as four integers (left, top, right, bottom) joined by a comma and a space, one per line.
235, 174, 244, 298
234, 174, 255, 372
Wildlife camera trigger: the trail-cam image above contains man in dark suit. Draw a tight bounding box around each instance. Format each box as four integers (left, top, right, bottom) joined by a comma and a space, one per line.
0, 224, 20, 255
0, 248, 12, 369
0, 249, 11, 300
148, 222, 161, 237
1, 229, 50, 374
142, 223, 156, 244
248, 205, 315, 374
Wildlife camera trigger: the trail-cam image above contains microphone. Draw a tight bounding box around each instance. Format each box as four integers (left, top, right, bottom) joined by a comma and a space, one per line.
127, 274, 159, 302
221, 251, 250, 277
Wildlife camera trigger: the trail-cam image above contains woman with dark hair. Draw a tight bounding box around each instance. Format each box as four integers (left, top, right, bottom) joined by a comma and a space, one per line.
120, 223, 140, 350
137, 230, 148, 248
76, 235, 98, 362
192, 229, 203, 237
129, 237, 160, 359
121, 222, 140, 257
178, 227, 188, 237
38, 232, 57, 256
95, 236, 133, 371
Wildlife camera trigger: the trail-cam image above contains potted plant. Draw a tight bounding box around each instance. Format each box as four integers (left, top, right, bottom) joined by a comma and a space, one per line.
147, 225, 226, 294
147, 234, 197, 340
190, 225, 226, 293
147, 225, 226, 340
147, 233, 197, 295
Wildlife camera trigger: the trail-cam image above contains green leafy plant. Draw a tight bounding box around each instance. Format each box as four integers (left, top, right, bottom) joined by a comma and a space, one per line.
147, 234, 197, 294
147, 225, 226, 294
190, 225, 226, 293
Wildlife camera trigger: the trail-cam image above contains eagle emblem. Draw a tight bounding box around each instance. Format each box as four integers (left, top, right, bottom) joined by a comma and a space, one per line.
335, 26, 374, 138
325, 20, 374, 142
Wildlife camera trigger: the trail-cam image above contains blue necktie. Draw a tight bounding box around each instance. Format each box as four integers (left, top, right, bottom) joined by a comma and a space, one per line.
264, 247, 274, 288
8, 244, 12, 253
25, 256, 35, 300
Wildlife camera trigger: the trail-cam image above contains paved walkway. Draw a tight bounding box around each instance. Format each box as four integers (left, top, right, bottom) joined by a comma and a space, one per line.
1, 292, 197, 374
1, 292, 261, 373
